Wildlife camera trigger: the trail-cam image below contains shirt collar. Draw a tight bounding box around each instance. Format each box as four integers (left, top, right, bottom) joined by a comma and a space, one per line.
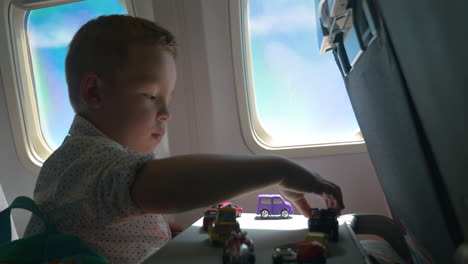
68, 115, 108, 138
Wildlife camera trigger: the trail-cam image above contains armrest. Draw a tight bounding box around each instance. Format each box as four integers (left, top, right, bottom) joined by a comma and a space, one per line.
340, 213, 412, 263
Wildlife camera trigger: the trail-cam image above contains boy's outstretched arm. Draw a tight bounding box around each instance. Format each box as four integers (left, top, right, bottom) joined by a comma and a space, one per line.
131, 154, 344, 217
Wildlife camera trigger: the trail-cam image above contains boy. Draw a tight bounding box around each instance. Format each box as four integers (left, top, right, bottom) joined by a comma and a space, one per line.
25, 15, 344, 264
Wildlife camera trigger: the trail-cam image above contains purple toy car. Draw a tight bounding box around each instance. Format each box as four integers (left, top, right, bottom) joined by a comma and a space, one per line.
256, 194, 293, 219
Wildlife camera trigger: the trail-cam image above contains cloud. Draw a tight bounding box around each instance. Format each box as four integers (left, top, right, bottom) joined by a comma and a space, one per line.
29, 28, 75, 48
249, 4, 316, 35
264, 41, 339, 103
260, 41, 358, 141
27, 13, 86, 48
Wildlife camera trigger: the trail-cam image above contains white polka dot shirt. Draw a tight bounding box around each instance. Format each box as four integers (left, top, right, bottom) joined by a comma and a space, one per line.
24, 115, 171, 264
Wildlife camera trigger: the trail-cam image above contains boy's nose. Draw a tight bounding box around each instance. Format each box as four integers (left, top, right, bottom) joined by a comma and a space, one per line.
157, 111, 171, 122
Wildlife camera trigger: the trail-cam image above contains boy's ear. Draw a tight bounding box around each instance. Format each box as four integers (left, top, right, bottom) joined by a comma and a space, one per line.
80, 72, 104, 109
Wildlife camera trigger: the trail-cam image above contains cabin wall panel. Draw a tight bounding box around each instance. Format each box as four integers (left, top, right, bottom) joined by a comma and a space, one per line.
0, 73, 35, 237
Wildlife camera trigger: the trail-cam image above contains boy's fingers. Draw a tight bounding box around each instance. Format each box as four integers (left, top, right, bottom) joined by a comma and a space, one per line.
322, 193, 337, 210
279, 189, 305, 203
322, 195, 331, 208
279, 189, 312, 218
279, 176, 345, 215
292, 196, 312, 218
330, 183, 345, 209
322, 180, 345, 211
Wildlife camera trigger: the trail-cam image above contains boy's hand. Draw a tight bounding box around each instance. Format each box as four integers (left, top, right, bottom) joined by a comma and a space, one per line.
279, 168, 344, 218
169, 222, 185, 238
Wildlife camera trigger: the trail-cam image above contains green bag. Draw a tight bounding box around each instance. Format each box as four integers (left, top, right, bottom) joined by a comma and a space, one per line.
0, 196, 110, 264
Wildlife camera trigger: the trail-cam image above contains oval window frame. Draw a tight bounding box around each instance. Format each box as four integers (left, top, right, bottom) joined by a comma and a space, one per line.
229, 0, 367, 158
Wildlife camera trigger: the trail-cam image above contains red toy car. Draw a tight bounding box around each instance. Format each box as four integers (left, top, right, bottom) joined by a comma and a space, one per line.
296, 241, 326, 263
209, 202, 243, 217
272, 241, 326, 264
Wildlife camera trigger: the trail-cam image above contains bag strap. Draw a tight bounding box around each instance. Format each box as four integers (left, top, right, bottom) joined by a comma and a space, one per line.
0, 196, 55, 244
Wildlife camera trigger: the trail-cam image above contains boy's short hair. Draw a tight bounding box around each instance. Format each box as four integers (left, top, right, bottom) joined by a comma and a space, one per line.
65, 14, 177, 113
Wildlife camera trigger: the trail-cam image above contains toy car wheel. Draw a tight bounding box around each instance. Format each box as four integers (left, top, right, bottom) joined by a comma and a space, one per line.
281, 209, 289, 219
272, 255, 282, 264
260, 209, 269, 219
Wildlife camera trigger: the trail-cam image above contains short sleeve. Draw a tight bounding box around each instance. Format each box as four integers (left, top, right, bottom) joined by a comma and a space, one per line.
48, 138, 154, 229
93, 143, 154, 225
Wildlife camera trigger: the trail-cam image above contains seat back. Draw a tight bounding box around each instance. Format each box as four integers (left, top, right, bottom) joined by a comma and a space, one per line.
315, 0, 466, 262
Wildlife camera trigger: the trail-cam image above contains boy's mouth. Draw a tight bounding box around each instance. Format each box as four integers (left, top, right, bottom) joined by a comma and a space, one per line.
151, 132, 165, 141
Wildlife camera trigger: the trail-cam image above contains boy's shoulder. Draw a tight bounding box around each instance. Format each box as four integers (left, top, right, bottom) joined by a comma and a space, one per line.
35, 119, 154, 203
43, 133, 116, 166
45, 115, 148, 165
37, 115, 153, 187
43, 132, 151, 174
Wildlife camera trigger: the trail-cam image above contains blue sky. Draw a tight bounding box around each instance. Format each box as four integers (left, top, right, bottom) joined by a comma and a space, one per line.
248, 0, 360, 145
27, 0, 126, 149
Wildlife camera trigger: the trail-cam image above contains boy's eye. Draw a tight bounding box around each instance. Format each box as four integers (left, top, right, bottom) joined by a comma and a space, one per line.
144, 94, 157, 100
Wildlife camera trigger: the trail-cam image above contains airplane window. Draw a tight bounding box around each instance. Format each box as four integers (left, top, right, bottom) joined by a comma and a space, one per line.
246, 0, 361, 147
26, 0, 126, 150
344, 27, 363, 66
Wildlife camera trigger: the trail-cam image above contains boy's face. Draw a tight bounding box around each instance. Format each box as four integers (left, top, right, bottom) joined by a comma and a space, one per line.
97, 44, 176, 153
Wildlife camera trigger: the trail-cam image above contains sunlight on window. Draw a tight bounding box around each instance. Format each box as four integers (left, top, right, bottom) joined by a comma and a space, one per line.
27, 0, 126, 150
247, 0, 361, 146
